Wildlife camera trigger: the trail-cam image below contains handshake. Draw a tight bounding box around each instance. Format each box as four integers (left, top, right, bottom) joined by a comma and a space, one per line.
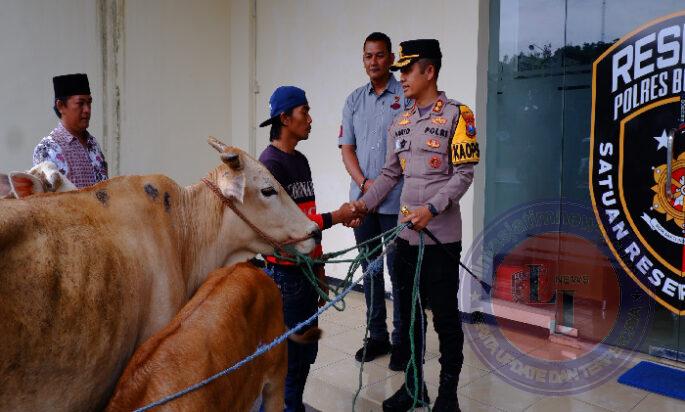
332, 201, 369, 228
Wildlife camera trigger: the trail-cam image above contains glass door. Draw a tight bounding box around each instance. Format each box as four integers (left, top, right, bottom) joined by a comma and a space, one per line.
564, 0, 685, 361
486, 0, 685, 361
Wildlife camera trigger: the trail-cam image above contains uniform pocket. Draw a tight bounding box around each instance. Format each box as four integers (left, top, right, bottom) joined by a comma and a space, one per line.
419, 141, 450, 175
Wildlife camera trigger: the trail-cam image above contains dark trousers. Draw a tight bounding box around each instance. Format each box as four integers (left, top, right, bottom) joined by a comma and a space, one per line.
394, 238, 464, 383
353, 213, 402, 344
263, 264, 318, 412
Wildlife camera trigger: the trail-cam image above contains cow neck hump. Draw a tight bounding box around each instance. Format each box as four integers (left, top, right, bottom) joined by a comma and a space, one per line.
177, 176, 226, 296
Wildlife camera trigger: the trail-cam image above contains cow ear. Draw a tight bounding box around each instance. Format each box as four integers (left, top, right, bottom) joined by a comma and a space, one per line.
221, 173, 246, 203
9, 172, 44, 198
0, 174, 11, 198
221, 152, 243, 171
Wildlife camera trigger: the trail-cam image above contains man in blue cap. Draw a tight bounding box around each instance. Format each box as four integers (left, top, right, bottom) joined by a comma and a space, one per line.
258, 86, 359, 411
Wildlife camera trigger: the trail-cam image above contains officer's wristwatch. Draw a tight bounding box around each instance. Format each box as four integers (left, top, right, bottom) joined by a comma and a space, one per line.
426, 203, 439, 217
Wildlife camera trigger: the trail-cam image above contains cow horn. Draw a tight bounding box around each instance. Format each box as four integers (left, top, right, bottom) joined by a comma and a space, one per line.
221, 152, 242, 170
208, 136, 229, 153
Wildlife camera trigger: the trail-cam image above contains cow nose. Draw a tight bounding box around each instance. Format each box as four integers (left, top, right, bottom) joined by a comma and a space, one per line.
310, 229, 322, 243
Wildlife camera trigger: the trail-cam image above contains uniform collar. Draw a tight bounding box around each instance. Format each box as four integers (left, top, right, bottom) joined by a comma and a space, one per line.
414, 91, 448, 121
367, 74, 400, 96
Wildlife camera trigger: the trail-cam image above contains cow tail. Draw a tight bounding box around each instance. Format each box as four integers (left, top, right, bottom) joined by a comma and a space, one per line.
287, 327, 322, 344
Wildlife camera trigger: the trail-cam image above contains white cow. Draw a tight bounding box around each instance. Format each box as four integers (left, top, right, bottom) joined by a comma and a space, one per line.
0, 161, 76, 198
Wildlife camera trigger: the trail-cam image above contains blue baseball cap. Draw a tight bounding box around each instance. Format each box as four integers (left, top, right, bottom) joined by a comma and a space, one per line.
259, 86, 308, 127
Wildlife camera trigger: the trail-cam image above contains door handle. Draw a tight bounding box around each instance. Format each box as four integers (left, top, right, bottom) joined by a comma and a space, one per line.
666, 129, 676, 199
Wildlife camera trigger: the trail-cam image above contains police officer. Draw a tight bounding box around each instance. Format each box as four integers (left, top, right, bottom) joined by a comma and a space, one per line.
350, 39, 479, 412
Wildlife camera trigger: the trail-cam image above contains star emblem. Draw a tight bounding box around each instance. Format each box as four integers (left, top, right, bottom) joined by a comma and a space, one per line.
653, 129, 669, 151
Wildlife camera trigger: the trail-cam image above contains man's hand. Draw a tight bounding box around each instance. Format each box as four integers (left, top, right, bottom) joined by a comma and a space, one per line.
400, 205, 433, 231
361, 178, 375, 194
315, 266, 329, 308
349, 200, 368, 216
343, 218, 362, 228
333, 202, 366, 226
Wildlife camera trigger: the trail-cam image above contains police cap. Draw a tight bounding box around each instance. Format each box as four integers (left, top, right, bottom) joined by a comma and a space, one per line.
390, 39, 442, 71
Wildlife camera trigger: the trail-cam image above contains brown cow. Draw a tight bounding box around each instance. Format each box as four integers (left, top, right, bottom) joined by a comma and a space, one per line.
0, 139, 319, 411
106, 262, 320, 412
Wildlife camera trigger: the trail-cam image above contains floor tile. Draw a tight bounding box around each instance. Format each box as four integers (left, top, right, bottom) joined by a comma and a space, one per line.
320, 327, 368, 355
524, 396, 613, 412
462, 341, 498, 371
453, 393, 504, 411
630, 393, 685, 412
320, 303, 367, 329
310, 358, 400, 394
318, 318, 354, 338
572, 379, 648, 412
459, 373, 544, 412
312, 344, 351, 371
303, 374, 377, 411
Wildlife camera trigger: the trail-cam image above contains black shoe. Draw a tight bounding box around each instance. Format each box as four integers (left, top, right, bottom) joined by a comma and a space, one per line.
388, 345, 409, 371
382, 383, 430, 411
433, 396, 460, 412
355, 338, 391, 362
433, 372, 460, 412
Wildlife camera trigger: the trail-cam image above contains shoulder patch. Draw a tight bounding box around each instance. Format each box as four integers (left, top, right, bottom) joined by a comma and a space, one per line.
451, 105, 480, 165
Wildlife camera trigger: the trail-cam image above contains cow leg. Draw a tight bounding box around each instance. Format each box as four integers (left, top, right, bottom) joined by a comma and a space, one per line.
260, 378, 285, 412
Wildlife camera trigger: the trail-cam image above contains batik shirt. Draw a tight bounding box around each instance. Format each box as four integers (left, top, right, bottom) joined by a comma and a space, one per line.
32, 123, 108, 188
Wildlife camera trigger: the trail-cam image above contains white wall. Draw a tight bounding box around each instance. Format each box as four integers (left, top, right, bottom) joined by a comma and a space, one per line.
255, 0, 488, 293
0, 0, 102, 171
119, 0, 233, 185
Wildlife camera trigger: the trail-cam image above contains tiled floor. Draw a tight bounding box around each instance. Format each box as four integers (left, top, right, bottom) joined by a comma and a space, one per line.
302, 291, 685, 412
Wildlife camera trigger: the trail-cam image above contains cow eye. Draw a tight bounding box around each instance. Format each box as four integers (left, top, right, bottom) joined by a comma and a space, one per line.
261, 187, 277, 197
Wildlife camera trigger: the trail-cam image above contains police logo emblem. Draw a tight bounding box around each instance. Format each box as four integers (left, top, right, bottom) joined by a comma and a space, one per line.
399, 118, 411, 126
433, 99, 443, 113
426, 138, 441, 148
391, 95, 401, 110
429, 155, 441, 169
590, 11, 685, 314
432, 117, 447, 125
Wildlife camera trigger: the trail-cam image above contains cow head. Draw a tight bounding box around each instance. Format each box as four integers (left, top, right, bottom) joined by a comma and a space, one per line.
207, 137, 318, 257
0, 162, 77, 199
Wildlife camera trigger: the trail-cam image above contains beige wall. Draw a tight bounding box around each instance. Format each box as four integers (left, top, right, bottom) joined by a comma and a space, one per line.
0, 0, 102, 172
0, 0, 487, 307
119, 0, 233, 184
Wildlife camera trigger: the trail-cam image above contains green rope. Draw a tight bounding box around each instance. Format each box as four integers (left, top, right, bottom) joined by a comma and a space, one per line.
271, 222, 429, 411
404, 232, 429, 411
274, 223, 408, 311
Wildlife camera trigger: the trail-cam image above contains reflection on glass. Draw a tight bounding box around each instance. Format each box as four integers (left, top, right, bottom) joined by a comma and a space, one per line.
486, 0, 685, 359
